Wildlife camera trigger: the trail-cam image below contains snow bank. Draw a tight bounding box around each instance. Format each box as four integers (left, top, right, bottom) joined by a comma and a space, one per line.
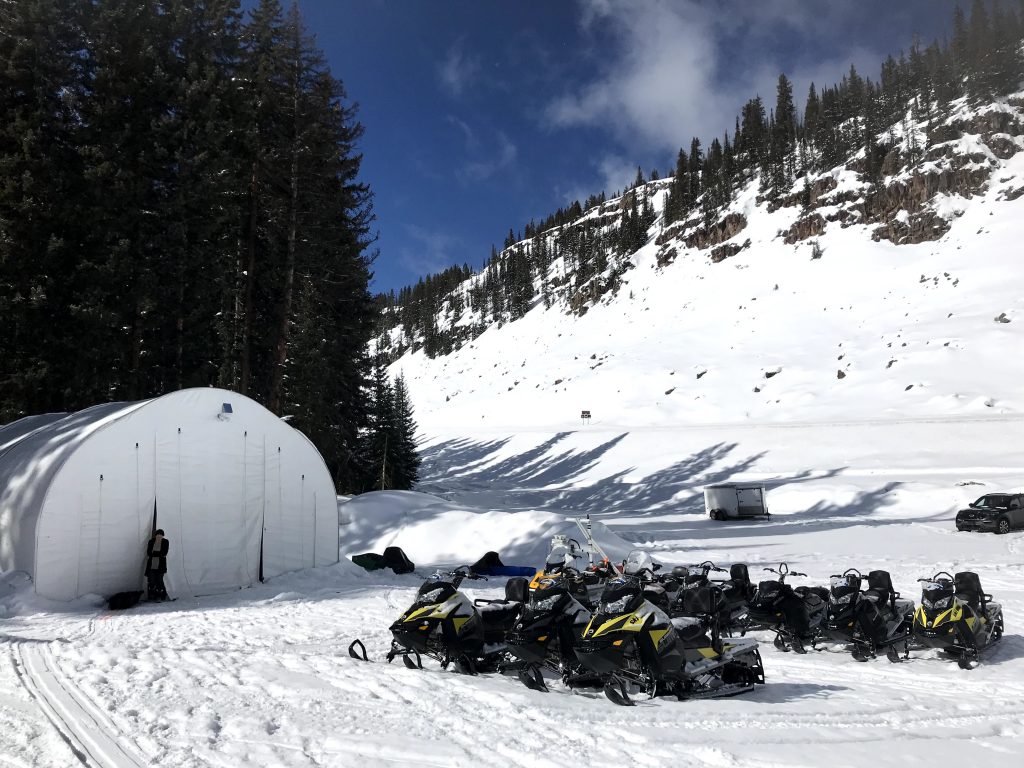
340, 490, 634, 567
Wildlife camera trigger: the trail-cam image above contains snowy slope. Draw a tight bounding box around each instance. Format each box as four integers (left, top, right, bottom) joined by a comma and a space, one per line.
394, 150, 1024, 431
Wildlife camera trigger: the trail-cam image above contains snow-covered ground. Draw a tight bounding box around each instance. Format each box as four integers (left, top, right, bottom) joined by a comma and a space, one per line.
3, 418, 1024, 767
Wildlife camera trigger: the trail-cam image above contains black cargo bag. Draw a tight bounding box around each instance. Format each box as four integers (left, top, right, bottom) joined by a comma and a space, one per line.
382, 546, 416, 574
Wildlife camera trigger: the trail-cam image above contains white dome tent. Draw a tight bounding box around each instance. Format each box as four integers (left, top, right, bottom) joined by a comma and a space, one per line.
0, 388, 338, 601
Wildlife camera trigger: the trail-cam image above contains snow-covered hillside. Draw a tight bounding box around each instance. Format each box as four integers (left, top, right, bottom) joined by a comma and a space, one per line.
389, 96, 1024, 430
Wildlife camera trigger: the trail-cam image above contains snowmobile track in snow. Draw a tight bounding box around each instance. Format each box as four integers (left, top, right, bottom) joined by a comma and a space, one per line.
9, 631, 150, 768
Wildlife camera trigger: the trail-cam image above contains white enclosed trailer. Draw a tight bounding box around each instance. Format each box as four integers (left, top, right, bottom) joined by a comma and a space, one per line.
704, 483, 769, 520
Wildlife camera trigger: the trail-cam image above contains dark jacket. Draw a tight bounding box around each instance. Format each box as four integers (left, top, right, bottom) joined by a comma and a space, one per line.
145, 536, 169, 575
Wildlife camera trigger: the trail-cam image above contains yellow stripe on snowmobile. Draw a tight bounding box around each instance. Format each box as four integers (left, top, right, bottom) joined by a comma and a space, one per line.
649, 629, 668, 648
453, 617, 470, 634
698, 647, 719, 659
593, 613, 646, 637
404, 605, 438, 623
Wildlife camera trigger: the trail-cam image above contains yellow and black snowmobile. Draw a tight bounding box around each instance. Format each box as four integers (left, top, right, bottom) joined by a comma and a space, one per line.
912, 570, 1003, 669
572, 552, 765, 706
348, 567, 523, 674
505, 566, 599, 692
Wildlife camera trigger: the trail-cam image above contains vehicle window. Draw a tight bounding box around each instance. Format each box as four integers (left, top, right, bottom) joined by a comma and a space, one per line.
1011, 498, 1021, 509
976, 495, 1011, 508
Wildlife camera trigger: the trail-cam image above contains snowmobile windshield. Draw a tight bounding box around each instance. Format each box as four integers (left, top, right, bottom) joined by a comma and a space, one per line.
545, 544, 577, 571
622, 550, 655, 576
829, 575, 861, 598
973, 495, 1011, 509
599, 579, 643, 615
921, 582, 954, 611
414, 582, 456, 606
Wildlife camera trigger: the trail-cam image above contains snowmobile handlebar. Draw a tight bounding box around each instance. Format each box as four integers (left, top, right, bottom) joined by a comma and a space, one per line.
698, 561, 727, 572
918, 571, 954, 583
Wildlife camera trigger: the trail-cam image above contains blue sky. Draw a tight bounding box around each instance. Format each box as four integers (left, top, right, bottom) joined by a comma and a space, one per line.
288, 0, 958, 293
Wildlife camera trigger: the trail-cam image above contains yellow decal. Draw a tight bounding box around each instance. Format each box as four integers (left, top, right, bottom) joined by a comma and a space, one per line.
593, 613, 646, 637
453, 617, 470, 634
404, 605, 437, 623
649, 629, 668, 648
698, 647, 719, 659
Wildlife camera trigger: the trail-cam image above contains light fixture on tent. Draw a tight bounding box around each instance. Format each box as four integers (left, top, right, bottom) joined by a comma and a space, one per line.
217, 402, 233, 421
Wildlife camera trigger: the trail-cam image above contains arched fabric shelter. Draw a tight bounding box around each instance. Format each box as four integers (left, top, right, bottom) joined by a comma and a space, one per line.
0, 388, 338, 601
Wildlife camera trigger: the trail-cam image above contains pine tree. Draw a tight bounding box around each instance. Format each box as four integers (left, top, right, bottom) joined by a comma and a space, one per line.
389, 374, 421, 490
0, 0, 89, 418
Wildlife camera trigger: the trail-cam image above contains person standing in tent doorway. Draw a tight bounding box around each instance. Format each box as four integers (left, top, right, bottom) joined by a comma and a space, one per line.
144, 529, 169, 601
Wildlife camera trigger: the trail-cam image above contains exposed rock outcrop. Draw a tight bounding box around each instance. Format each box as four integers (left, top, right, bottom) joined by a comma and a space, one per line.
782, 214, 827, 244
685, 213, 747, 250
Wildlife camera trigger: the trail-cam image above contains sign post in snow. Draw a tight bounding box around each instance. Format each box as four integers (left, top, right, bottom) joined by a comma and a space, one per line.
581, 410, 591, 424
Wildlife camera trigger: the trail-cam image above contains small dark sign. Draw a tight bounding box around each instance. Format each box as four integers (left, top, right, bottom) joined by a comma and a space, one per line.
581, 410, 591, 419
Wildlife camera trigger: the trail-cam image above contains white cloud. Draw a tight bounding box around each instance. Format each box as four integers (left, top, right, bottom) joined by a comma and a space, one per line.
447, 117, 518, 183
547, 0, 893, 153
461, 131, 518, 183
547, 0, 726, 152
399, 225, 465, 277
439, 40, 481, 97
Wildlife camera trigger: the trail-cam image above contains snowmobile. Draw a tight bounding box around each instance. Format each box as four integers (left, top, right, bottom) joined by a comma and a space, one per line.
849, 570, 916, 663
504, 565, 599, 692
572, 552, 765, 706
746, 562, 828, 653
819, 568, 864, 645
670, 561, 752, 636
912, 571, 1003, 669
529, 533, 617, 609
348, 567, 523, 674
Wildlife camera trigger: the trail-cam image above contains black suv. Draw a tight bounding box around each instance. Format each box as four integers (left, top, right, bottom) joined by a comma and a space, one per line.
956, 493, 1024, 534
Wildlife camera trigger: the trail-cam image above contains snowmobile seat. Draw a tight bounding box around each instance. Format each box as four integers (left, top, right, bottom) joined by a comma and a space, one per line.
505, 576, 529, 605
478, 601, 522, 641
729, 563, 751, 586
795, 585, 829, 603
643, 583, 671, 612
381, 546, 416, 575
954, 571, 989, 611
864, 570, 897, 610
671, 616, 710, 645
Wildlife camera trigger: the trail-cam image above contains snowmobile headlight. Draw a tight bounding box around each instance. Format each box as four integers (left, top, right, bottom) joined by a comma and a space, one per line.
531, 593, 564, 612
923, 595, 952, 611
602, 594, 636, 614
831, 592, 854, 606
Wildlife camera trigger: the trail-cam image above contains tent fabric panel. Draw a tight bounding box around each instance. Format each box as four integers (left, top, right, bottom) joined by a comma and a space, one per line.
34, 429, 155, 600
175, 425, 256, 595
0, 413, 67, 456
0, 402, 141, 576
